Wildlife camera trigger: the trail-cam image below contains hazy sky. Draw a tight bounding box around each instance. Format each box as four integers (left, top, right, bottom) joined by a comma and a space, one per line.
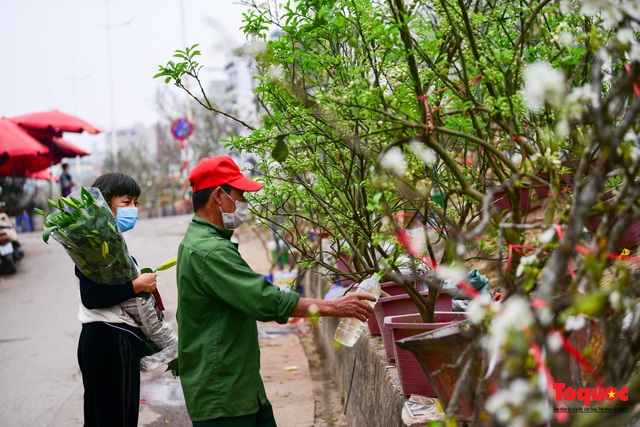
0, 0, 251, 139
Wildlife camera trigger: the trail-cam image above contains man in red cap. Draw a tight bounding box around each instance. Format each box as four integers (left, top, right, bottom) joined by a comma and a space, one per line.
176, 156, 374, 426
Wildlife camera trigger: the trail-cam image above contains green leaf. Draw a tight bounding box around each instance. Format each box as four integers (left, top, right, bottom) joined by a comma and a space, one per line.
272, 137, 289, 162
140, 267, 153, 274
42, 228, 52, 244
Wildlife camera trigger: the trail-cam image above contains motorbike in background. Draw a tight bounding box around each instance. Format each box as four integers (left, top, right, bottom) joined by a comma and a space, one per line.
0, 212, 24, 274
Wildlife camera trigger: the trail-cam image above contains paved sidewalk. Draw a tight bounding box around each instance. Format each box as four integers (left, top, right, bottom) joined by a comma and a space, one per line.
1, 214, 315, 427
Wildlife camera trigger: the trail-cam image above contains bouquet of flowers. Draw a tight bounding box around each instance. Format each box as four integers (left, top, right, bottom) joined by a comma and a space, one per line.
36, 187, 139, 284
36, 187, 179, 375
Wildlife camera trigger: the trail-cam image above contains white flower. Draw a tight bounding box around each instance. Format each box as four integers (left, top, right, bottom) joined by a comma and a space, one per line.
629, 44, 640, 63
266, 64, 284, 82
485, 296, 533, 355
466, 293, 495, 324
242, 40, 268, 55
537, 227, 556, 244
630, 145, 640, 163
546, 330, 564, 352
560, 0, 573, 14
485, 379, 552, 425
516, 253, 537, 277
617, 28, 636, 45
553, 31, 575, 47
555, 119, 569, 138
581, 0, 625, 27
380, 147, 407, 175
622, 1, 640, 21
485, 379, 533, 419
565, 314, 586, 331
609, 290, 622, 311
522, 62, 566, 111
409, 139, 437, 165
536, 304, 553, 326
435, 264, 467, 283
495, 296, 533, 331
510, 153, 523, 167
406, 226, 426, 254
623, 130, 637, 143
486, 389, 511, 417
565, 85, 599, 119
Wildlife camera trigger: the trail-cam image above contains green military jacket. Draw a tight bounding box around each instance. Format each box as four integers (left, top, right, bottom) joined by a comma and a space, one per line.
176, 215, 300, 421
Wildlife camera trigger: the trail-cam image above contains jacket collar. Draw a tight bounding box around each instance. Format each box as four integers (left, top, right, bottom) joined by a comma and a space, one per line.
192, 215, 234, 240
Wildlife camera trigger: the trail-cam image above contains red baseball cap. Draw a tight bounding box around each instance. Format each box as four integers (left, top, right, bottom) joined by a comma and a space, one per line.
188, 156, 263, 192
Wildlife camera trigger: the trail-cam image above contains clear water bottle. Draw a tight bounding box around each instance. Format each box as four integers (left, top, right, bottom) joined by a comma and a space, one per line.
334, 275, 382, 347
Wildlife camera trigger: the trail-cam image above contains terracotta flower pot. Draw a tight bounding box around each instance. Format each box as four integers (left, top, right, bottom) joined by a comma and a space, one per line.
375, 291, 453, 359
396, 321, 490, 421
385, 312, 465, 396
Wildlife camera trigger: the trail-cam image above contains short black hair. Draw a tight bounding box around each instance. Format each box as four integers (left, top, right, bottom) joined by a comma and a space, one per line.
92, 173, 141, 203
192, 184, 232, 213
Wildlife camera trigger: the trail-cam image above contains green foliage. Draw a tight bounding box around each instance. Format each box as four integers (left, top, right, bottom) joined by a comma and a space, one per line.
153, 44, 202, 86
156, 3, 640, 422
38, 187, 139, 284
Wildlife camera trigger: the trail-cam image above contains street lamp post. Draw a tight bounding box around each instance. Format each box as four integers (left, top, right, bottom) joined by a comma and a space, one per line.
102, 0, 134, 165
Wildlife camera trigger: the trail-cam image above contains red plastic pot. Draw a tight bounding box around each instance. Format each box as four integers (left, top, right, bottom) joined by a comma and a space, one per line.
364, 281, 414, 335
490, 187, 532, 215
395, 321, 488, 421
532, 173, 573, 198
385, 312, 465, 396
585, 191, 640, 249
477, 187, 533, 217
375, 291, 453, 359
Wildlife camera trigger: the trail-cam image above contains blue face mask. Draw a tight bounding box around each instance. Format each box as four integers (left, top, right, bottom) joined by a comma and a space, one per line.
116, 207, 138, 232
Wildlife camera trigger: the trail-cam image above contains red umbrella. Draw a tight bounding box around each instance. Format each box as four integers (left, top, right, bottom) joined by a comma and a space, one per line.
50, 136, 90, 158
9, 109, 101, 134
27, 168, 59, 182
22, 128, 90, 158
0, 118, 51, 176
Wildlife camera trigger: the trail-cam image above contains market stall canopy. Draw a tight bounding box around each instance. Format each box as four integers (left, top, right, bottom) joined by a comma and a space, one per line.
0, 118, 51, 176
24, 128, 90, 158
9, 109, 101, 134
27, 168, 59, 182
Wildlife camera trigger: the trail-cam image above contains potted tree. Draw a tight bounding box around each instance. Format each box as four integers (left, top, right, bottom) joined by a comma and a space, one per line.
155, 0, 640, 424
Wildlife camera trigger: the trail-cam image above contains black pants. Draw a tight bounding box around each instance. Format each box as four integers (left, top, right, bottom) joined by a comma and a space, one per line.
78, 322, 147, 427
192, 400, 278, 427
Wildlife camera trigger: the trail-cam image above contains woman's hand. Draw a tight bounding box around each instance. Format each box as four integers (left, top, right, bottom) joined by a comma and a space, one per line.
132, 273, 157, 294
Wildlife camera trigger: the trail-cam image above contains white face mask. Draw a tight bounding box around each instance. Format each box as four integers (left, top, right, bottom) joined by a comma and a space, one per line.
219, 189, 249, 230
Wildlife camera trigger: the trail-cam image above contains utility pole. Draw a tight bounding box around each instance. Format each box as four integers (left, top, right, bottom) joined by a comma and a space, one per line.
102, 0, 134, 166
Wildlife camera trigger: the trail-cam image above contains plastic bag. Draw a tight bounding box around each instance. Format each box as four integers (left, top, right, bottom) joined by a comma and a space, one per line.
120, 294, 179, 373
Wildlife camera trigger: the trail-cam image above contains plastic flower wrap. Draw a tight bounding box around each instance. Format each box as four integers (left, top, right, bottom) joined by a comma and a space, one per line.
120, 291, 179, 376
37, 187, 139, 285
